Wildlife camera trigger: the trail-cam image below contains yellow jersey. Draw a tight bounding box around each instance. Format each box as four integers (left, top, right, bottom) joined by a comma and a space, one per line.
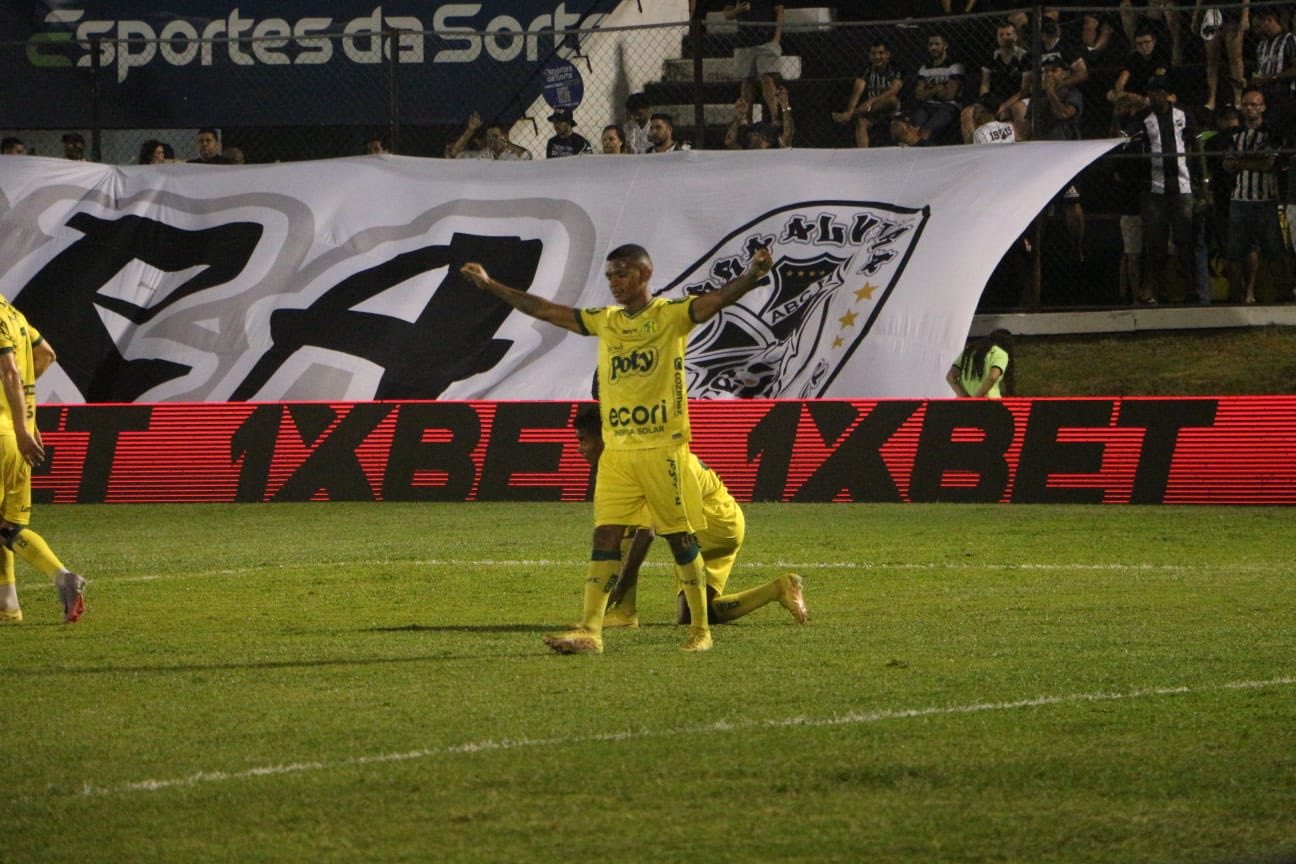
0, 296, 39, 436
578, 296, 696, 451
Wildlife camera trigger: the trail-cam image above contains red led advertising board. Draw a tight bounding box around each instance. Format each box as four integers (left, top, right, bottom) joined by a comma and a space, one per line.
31, 398, 1296, 505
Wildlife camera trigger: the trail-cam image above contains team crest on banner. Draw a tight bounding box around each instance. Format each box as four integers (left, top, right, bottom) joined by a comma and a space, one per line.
659, 201, 929, 399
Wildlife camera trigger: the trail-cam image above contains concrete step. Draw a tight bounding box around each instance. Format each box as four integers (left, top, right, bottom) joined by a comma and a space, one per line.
654, 102, 772, 127
704, 7, 837, 35
662, 54, 802, 82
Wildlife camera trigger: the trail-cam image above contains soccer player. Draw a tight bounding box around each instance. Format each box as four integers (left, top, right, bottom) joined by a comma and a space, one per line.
570, 404, 806, 629
0, 296, 85, 624
459, 243, 773, 654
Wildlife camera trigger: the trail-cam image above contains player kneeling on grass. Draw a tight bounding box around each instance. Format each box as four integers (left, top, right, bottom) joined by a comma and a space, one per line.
572, 404, 807, 630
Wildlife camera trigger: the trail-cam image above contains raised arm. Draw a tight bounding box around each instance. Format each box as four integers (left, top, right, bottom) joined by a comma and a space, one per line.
690, 247, 773, 323
459, 262, 583, 333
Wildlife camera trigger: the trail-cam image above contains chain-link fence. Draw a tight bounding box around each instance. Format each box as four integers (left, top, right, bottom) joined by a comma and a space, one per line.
2, 2, 1294, 310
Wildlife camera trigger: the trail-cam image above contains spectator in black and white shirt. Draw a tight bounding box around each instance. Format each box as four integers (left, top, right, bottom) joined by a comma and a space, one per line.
1250, 9, 1296, 130
909, 32, 964, 144
1223, 89, 1289, 304
832, 39, 904, 148
1123, 75, 1203, 304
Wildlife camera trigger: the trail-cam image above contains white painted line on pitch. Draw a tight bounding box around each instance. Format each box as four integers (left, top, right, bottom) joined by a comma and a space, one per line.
60, 558, 1249, 589
77, 676, 1295, 798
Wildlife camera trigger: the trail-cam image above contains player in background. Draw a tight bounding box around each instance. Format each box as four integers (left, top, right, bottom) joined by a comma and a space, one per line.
0, 296, 85, 623
460, 243, 773, 654
571, 404, 806, 629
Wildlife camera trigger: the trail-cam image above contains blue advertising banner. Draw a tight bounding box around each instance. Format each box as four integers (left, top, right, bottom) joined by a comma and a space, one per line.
1, 1, 620, 127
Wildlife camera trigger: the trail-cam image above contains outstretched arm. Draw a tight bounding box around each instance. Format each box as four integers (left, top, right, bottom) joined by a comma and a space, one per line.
459, 262, 583, 333
690, 247, 773, 323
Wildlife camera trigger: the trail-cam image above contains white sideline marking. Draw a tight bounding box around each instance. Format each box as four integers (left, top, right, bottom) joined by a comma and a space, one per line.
78, 676, 1295, 798
69, 558, 1236, 588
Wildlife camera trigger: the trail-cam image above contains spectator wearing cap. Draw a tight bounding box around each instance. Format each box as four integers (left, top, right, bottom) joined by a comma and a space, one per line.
623, 93, 653, 154
1121, 74, 1205, 304
62, 132, 86, 160
545, 108, 592, 158
725, 85, 794, 149
888, 112, 929, 148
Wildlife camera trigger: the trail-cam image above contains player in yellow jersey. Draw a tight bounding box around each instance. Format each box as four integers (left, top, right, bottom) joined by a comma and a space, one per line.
461, 243, 773, 653
0, 296, 85, 624
570, 404, 807, 629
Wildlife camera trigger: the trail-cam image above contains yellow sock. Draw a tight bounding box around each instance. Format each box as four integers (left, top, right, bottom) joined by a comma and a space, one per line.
674, 550, 709, 636
711, 578, 782, 623
0, 548, 17, 612
579, 556, 620, 636
12, 528, 65, 580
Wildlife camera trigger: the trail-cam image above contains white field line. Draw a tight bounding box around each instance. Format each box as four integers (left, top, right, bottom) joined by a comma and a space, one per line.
78, 676, 1295, 798
44, 558, 1249, 589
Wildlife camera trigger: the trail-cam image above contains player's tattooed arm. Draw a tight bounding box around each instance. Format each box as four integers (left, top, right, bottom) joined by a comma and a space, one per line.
459, 262, 583, 333
690, 246, 773, 323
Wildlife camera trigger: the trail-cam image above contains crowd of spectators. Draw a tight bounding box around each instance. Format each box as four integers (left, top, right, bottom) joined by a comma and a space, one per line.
4, 3, 1295, 306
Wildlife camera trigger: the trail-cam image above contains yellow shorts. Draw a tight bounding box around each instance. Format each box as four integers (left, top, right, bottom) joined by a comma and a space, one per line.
696, 498, 744, 594
594, 444, 706, 536
0, 434, 32, 526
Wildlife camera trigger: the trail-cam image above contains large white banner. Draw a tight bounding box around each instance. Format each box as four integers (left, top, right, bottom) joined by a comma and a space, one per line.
0, 144, 1114, 403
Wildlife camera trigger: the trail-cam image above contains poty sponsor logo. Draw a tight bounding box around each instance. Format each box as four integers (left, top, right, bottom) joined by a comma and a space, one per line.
27, 3, 605, 83
608, 348, 656, 382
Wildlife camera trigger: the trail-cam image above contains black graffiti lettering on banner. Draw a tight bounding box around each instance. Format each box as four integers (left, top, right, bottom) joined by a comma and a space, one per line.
477, 403, 573, 501
61, 405, 154, 503
910, 401, 1015, 503
231, 233, 543, 402
21, 213, 262, 402
382, 403, 480, 502
1119, 400, 1219, 504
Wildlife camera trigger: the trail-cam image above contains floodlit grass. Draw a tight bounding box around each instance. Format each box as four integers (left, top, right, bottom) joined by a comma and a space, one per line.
1017, 326, 1296, 396
2, 502, 1293, 864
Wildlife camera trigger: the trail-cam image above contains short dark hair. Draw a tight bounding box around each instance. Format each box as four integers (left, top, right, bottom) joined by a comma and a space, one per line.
605, 243, 652, 267
61, 132, 84, 144
572, 403, 601, 436
650, 112, 674, 127
1, 137, 24, 153
197, 127, 220, 140
626, 92, 651, 111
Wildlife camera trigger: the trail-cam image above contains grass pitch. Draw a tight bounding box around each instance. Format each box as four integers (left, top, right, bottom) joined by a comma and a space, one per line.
2, 502, 1293, 863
